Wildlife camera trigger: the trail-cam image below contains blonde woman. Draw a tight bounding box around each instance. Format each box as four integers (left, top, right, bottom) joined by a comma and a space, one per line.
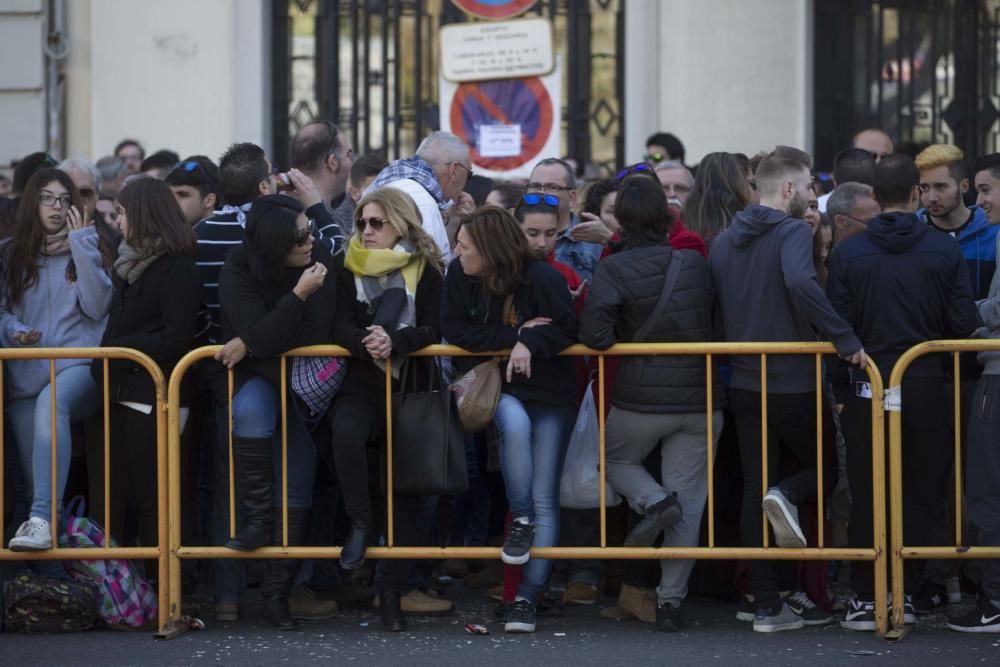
329, 187, 444, 630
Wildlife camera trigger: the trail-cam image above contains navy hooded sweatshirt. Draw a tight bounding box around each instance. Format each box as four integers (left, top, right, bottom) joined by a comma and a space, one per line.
709, 204, 862, 393
826, 211, 980, 379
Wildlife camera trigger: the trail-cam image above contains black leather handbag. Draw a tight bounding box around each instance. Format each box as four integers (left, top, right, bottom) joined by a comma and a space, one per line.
390, 359, 469, 496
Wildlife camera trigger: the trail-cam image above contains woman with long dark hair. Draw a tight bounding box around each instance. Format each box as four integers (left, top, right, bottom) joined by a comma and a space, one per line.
2, 168, 115, 551
441, 205, 577, 635
218, 194, 337, 629
94, 177, 200, 557
329, 186, 446, 630
682, 152, 753, 248
580, 174, 724, 632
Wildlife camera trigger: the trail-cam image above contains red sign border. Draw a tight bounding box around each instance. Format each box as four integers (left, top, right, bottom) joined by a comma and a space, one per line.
450, 0, 537, 20
450, 77, 554, 172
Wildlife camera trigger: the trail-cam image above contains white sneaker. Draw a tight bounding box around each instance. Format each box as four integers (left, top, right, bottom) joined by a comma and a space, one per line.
9, 516, 53, 551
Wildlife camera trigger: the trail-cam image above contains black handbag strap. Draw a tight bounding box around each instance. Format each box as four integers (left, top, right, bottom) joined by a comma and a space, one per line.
633, 250, 685, 343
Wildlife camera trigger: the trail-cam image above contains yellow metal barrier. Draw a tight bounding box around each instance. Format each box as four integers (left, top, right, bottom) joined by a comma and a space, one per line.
886, 340, 1000, 640
0, 347, 169, 634
162, 342, 888, 637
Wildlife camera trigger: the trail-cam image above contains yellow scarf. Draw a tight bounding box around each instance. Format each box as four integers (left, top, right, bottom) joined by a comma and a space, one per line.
343, 235, 425, 293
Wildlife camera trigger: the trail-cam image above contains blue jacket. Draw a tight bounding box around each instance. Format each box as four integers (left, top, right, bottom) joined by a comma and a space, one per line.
918, 206, 998, 300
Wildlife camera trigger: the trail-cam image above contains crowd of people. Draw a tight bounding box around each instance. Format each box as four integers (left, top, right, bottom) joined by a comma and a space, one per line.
1, 122, 999, 638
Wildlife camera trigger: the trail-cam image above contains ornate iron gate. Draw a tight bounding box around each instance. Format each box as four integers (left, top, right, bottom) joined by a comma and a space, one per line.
271, 0, 624, 175
814, 0, 1000, 168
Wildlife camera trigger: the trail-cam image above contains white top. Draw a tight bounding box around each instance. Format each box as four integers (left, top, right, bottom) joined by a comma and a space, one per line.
385, 179, 454, 264
817, 191, 831, 213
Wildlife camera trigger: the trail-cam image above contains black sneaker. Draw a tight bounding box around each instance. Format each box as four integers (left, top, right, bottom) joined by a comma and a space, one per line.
912, 582, 948, 615
624, 493, 683, 547
840, 598, 877, 631
947, 596, 1000, 634
781, 589, 834, 626
504, 598, 536, 633
655, 602, 682, 632
501, 521, 534, 565
736, 593, 756, 622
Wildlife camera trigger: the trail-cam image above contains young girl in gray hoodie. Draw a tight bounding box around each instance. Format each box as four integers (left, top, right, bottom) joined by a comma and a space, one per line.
0, 168, 114, 551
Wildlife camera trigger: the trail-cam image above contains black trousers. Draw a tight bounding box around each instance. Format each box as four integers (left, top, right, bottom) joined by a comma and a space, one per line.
841, 375, 951, 598
328, 393, 384, 525
728, 387, 835, 609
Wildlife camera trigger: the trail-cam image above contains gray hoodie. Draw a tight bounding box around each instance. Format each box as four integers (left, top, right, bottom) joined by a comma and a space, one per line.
0, 226, 112, 399
709, 204, 862, 393
976, 230, 1000, 374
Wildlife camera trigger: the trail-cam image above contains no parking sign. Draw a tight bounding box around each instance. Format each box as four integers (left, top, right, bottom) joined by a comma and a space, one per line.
439, 59, 561, 179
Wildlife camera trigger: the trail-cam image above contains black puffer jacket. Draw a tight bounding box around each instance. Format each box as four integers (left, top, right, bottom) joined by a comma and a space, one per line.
579, 241, 722, 414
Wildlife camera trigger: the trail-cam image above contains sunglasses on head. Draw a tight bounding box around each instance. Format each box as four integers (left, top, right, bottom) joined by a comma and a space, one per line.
616, 162, 653, 182
174, 160, 211, 184
357, 216, 389, 233
521, 193, 559, 207
643, 151, 666, 163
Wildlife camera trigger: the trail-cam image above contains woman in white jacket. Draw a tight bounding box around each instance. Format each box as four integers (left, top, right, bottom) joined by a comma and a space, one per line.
0, 168, 116, 550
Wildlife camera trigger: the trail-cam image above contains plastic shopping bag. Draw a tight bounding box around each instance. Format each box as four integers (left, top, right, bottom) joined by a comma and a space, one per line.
559, 381, 622, 509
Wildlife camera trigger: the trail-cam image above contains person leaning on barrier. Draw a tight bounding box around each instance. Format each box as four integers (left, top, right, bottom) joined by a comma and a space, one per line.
327, 186, 446, 631
579, 174, 724, 633
1, 168, 115, 552
91, 178, 201, 560
216, 194, 337, 630
947, 152, 1000, 634
709, 148, 865, 634
441, 205, 578, 635
826, 153, 980, 632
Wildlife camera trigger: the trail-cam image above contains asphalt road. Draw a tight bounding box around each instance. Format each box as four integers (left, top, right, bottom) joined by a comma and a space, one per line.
0, 585, 996, 666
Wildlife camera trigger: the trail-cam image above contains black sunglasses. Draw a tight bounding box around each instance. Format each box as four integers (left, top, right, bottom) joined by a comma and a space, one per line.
357, 216, 389, 233
522, 193, 560, 207
294, 220, 316, 245
616, 163, 653, 182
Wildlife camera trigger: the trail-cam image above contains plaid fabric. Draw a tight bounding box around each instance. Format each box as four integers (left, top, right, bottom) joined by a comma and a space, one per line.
368, 156, 449, 209
291, 355, 348, 416
63, 516, 157, 627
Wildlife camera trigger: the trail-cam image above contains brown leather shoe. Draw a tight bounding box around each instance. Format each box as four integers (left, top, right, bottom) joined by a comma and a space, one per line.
401, 589, 453, 615
563, 582, 600, 606
288, 585, 339, 620
617, 583, 656, 623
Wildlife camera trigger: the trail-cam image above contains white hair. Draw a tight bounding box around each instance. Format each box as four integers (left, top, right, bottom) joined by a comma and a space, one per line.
654, 159, 693, 185
59, 157, 102, 191
415, 131, 470, 165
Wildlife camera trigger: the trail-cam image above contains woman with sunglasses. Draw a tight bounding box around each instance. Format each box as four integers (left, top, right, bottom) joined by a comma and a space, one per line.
1, 168, 116, 551
327, 187, 445, 630
90, 177, 200, 562
579, 174, 723, 632
217, 194, 337, 629
441, 206, 577, 634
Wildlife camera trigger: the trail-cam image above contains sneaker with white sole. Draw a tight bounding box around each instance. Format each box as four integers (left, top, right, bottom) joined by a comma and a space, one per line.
947, 596, 1000, 633
762, 488, 806, 548
782, 589, 834, 626
9, 516, 52, 551
736, 593, 756, 622
753, 602, 804, 633
504, 598, 536, 633
840, 598, 877, 631
501, 520, 534, 565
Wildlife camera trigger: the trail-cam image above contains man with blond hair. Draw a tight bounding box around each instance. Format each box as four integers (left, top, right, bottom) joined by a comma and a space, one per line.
914, 143, 999, 615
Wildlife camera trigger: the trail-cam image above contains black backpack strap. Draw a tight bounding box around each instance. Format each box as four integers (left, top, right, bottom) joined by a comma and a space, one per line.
633, 250, 685, 343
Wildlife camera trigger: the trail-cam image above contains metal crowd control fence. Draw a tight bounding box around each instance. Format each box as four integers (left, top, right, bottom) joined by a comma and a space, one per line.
0, 347, 169, 635
886, 340, 1000, 640
163, 342, 889, 638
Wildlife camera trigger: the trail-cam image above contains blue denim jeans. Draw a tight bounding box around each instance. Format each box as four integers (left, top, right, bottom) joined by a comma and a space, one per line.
231, 376, 317, 510
494, 393, 575, 599
7, 364, 100, 520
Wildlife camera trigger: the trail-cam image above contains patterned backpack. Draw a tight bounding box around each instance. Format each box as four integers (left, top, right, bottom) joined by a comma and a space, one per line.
3, 571, 98, 633
62, 507, 158, 628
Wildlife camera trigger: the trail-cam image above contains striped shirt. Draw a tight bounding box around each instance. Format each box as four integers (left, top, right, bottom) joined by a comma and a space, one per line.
194, 202, 345, 343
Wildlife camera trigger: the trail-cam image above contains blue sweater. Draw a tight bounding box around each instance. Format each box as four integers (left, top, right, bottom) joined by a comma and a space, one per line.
918, 205, 998, 300
0, 227, 112, 399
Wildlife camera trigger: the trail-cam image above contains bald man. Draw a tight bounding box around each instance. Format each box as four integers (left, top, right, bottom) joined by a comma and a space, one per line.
851, 129, 894, 163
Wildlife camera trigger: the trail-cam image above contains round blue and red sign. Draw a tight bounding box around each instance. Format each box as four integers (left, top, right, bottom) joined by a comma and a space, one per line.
450, 77, 554, 171
451, 0, 536, 19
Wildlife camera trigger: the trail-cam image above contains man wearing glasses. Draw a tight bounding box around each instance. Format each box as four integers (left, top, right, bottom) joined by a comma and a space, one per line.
826, 182, 881, 242
526, 157, 606, 282
366, 131, 469, 263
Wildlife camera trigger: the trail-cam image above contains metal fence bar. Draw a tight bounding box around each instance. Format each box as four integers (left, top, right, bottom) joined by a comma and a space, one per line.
816, 354, 824, 550
49, 359, 58, 548
164, 342, 888, 637
760, 354, 769, 548
706, 354, 715, 549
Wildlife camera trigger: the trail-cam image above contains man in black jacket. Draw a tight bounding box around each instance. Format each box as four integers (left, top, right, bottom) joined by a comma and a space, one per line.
710, 149, 866, 633
827, 154, 979, 631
